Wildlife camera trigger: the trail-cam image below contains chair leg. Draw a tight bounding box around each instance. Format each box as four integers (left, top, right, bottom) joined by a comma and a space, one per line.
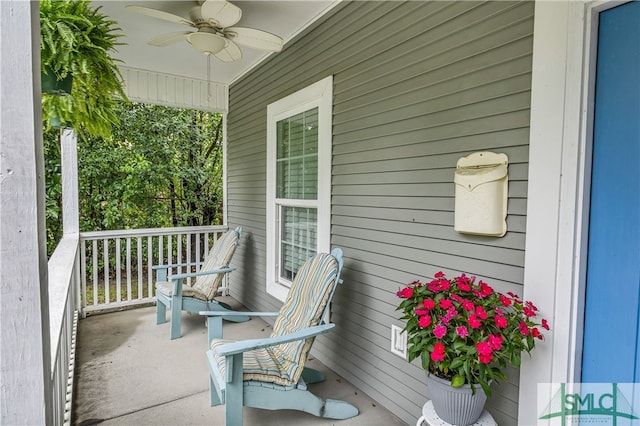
170, 296, 182, 340
301, 367, 325, 385
210, 375, 222, 407
156, 298, 167, 324
225, 353, 244, 426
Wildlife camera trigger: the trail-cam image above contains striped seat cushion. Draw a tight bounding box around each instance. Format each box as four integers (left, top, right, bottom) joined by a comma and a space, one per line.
191, 229, 239, 300
155, 281, 209, 301
210, 252, 338, 387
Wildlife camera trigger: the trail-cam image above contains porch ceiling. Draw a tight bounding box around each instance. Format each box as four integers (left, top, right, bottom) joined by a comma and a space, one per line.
97, 0, 336, 85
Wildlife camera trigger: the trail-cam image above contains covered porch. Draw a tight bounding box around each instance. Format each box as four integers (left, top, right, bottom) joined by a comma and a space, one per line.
72, 302, 405, 426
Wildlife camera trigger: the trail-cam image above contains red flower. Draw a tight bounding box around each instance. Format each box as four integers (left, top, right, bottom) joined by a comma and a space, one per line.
523, 307, 536, 318
456, 326, 468, 338
468, 314, 482, 329
475, 305, 488, 320
461, 300, 474, 311
519, 321, 530, 336
456, 275, 472, 292
434, 324, 447, 339
434, 271, 445, 278
418, 315, 432, 328
541, 319, 550, 330
488, 334, 503, 350
427, 278, 451, 292
479, 353, 494, 364
440, 299, 453, 310
431, 342, 445, 362
507, 291, 522, 303
479, 281, 493, 296
477, 341, 494, 364
415, 308, 428, 316
531, 328, 540, 338
494, 315, 508, 328
499, 294, 512, 307
423, 299, 436, 310
397, 287, 413, 298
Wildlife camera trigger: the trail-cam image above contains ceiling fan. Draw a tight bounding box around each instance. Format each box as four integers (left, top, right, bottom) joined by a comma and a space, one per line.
126, 0, 283, 62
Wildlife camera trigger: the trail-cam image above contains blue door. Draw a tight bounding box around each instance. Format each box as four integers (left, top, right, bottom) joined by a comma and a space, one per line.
582, 1, 640, 383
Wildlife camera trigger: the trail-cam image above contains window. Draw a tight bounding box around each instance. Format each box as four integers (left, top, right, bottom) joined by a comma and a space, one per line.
266, 76, 333, 301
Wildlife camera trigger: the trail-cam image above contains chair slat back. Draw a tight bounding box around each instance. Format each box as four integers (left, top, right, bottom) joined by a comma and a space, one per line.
192, 227, 241, 300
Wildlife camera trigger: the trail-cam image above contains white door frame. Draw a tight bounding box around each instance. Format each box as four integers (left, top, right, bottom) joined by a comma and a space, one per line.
518, 1, 629, 423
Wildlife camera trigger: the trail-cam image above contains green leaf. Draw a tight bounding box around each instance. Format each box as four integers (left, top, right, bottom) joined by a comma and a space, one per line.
449, 358, 464, 369
480, 380, 492, 397
451, 374, 465, 387
421, 351, 430, 371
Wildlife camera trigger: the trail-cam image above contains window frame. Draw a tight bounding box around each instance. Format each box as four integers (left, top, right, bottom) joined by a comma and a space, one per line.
266, 76, 333, 301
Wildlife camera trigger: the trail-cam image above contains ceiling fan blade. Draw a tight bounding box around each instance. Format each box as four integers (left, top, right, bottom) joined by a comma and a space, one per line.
214, 39, 242, 63
225, 27, 283, 52
126, 5, 194, 27
147, 32, 191, 47
200, 0, 242, 28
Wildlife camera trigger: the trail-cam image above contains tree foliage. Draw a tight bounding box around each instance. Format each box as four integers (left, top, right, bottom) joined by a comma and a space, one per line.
45, 101, 224, 255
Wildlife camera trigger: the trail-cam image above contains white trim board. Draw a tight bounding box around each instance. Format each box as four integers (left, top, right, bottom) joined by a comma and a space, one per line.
519, 1, 629, 423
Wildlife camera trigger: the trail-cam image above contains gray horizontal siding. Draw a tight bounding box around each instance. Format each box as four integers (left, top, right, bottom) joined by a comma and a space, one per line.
227, 1, 534, 424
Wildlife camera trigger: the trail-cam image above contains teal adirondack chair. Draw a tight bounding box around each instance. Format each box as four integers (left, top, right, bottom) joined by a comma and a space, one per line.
154, 226, 248, 340
201, 248, 359, 425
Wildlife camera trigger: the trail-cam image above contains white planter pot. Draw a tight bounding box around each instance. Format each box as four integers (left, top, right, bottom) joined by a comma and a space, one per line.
426, 373, 487, 426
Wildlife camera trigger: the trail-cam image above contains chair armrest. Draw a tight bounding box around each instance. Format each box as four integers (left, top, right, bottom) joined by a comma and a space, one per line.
215, 323, 335, 357
169, 267, 234, 281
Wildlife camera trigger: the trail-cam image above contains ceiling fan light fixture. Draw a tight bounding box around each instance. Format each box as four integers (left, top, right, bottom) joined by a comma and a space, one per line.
187, 32, 227, 55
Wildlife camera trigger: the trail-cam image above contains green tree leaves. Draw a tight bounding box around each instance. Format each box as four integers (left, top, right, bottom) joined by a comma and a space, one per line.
45, 101, 224, 255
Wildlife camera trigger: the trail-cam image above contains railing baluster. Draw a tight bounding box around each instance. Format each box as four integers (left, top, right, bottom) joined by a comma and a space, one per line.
186, 233, 192, 286
103, 239, 109, 304
92, 240, 98, 307
195, 232, 201, 273
115, 238, 121, 303
126, 237, 132, 301
177, 233, 182, 278
148, 235, 154, 297
137, 236, 143, 299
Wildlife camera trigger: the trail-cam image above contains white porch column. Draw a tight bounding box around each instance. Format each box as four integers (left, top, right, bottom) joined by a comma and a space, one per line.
61, 129, 79, 235
0, 1, 53, 424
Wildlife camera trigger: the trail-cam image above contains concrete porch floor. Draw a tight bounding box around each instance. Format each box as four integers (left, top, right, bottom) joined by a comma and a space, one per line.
72, 298, 407, 426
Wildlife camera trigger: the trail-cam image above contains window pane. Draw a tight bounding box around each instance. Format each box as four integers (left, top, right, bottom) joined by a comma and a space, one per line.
277, 120, 288, 158
276, 108, 318, 200
280, 206, 317, 281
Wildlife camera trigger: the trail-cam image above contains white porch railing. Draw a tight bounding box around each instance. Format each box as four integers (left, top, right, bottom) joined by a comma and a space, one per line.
78, 225, 228, 315
48, 234, 81, 425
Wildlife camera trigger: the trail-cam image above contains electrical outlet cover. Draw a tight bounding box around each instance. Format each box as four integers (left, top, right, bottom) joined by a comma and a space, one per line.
390, 324, 407, 358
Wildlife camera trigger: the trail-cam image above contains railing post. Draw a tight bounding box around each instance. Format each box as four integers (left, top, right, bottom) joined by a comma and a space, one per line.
61, 129, 79, 236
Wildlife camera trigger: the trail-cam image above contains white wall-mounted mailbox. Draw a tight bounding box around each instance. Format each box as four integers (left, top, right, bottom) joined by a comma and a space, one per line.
454, 152, 508, 237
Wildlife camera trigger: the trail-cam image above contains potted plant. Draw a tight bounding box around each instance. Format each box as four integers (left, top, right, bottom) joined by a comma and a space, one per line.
396, 272, 549, 425
40, 0, 127, 137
